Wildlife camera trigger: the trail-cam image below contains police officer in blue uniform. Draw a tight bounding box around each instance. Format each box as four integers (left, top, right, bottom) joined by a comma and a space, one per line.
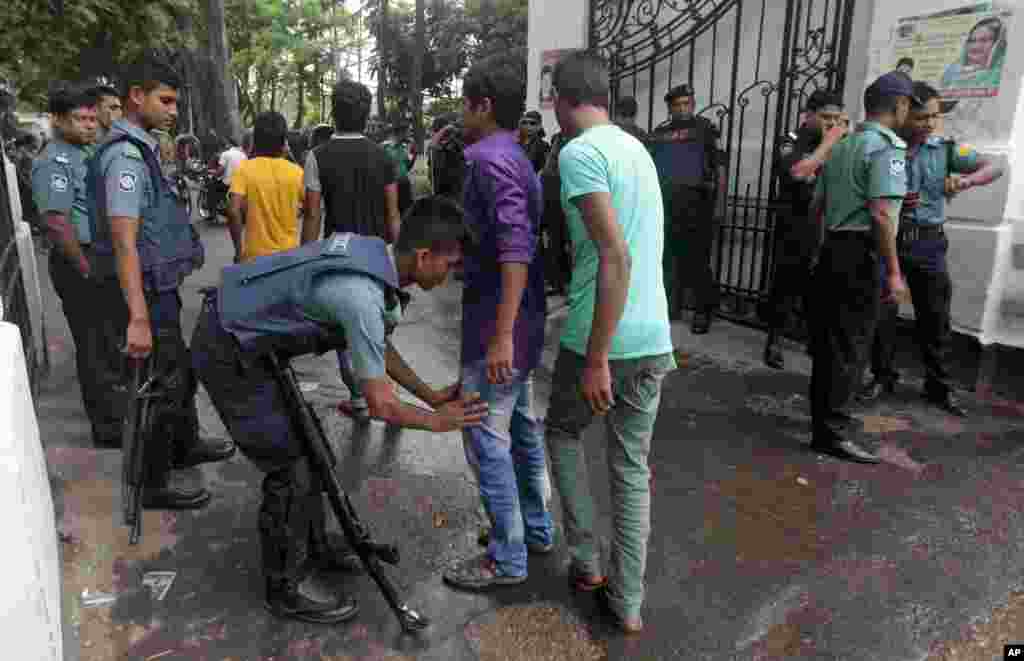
191, 196, 488, 623
763, 90, 847, 369
88, 53, 235, 509
649, 83, 724, 333
31, 86, 122, 446
808, 73, 916, 464
861, 81, 1003, 416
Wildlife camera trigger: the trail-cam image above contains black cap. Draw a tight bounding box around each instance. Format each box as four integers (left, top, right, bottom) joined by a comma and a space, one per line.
664, 84, 694, 104
805, 89, 844, 112
523, 110, 542, 121
865, 72, 920, 104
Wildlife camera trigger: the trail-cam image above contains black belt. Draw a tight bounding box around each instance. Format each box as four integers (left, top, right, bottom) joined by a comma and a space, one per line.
826, 231, 872, 241
899, 224, 944, 242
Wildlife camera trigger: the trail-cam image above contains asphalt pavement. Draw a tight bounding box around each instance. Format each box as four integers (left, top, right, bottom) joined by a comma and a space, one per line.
37, 219, 1024, 661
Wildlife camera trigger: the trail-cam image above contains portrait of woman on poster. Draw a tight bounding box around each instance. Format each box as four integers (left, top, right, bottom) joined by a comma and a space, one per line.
941, 16, 1007, 91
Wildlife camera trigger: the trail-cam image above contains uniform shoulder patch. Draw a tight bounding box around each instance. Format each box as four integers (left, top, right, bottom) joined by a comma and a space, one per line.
118, 170, 138, 193
890, 158, 906, 176
778, 140, 795, 157
121, 144, 144, 161
50, 173, 69, 192
54, 153, 70, 165
958, 143, 974, 157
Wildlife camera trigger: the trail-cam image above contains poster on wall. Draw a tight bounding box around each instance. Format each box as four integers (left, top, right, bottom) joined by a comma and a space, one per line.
539, 49, 582, 109
890, 3, 1012, 99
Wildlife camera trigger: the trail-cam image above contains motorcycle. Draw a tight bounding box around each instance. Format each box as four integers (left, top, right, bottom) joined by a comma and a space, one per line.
193, 163, 229, 225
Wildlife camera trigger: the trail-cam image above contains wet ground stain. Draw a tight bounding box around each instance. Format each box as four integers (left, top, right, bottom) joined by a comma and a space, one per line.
465, 604, 606, 661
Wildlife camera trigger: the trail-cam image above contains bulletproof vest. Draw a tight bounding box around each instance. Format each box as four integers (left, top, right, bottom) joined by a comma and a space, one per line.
649, 116, 716, 188
776, 127, 821, 217
88, 134, 204, 293
218, 232, 400, 358
432, 125, 466, 199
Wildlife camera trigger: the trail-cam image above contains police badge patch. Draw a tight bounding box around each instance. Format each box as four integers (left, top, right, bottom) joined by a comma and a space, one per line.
51, 173, 69, 193
118, 171, 137, 193
778, 141, 795, 158
890, 159, 906, 176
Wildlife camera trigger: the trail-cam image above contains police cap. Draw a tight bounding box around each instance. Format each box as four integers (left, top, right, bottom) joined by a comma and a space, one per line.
805, 89, 843, 113
865, 72, 921, 104
523, 110, 542, 122
664, 84, 694, 104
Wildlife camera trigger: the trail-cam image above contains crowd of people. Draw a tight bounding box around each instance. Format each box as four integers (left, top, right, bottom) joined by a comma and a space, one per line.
12, 45, 1004, 636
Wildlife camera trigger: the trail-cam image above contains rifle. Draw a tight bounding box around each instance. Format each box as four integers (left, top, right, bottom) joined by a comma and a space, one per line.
121, 357, 158, 545
267, 352, 430, 633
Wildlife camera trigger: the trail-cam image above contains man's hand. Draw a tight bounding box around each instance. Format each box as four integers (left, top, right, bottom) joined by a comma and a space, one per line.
125, 317, 153, 359
823, 125, 846, 145
945, 174, 970, 197
581, 360, 614, 415
433, 393, 489, 432
430, 382, 462, 408
885, 273, 909, 305
486, 332, 515, 384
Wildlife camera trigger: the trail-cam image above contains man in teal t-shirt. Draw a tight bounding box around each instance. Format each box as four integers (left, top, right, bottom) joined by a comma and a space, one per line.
544, 51, 676, 635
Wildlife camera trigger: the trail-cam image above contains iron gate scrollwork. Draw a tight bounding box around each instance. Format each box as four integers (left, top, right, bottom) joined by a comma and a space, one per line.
590, 0, 857, 324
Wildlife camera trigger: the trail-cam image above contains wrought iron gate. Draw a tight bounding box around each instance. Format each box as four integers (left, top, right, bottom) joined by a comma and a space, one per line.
589, 0, 857, 324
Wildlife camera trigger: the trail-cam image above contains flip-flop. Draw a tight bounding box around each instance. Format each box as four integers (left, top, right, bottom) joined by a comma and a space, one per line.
569, 567, 607, 592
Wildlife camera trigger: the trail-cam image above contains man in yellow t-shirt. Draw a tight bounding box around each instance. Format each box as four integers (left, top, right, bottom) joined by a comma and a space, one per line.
228, 111, 305, 262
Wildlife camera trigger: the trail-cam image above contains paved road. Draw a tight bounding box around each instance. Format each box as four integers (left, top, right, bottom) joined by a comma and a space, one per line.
38, 218, 1024, 660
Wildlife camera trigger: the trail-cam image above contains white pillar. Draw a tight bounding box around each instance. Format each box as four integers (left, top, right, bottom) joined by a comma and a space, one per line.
527, 0, 590, 137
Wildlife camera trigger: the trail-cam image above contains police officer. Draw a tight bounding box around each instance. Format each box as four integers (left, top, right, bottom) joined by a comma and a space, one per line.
649, 83, 723, 333
614, 96, 647, 141
763, 90, 847, 369
191, 196, 488, 623
861, 81, 1003, 416
808, 73, 916, 464
431, 117, 467, 200
31, 86, 120, 446
88, 53, 235, 509
518, 110, 549, 173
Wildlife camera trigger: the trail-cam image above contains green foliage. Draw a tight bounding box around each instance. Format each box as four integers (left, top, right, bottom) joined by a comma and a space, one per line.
0, 0, 190, 108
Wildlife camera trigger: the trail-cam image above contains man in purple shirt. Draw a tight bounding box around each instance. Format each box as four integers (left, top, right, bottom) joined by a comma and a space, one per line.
443, 53, 554, 590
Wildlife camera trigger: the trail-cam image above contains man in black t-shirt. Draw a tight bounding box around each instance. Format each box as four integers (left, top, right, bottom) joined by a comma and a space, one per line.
301, 80, 401, 245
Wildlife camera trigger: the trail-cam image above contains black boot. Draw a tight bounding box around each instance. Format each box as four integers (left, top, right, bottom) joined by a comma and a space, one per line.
763, 331, 784, 370
174, 434, 236, 469
691, 310, 712, 335
264, 579, 359, 625
309, 530, 363, 574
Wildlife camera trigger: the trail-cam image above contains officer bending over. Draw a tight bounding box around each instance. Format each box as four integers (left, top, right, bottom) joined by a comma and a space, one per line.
808, 73, 914, 464
649, 84, 724, 334
88, 53, 236, 509
764, 90, 847, 369
191, 195, 488, 624
862, 81, 1003, 416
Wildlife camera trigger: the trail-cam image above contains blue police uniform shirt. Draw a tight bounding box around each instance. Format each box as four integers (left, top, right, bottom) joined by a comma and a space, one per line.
30, 137, 92, 243
904, 136, 980, 227
97, 118, 162, 221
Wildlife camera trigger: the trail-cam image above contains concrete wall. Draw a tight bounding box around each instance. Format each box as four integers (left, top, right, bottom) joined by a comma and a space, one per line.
0, 323, 62, 661
527, 0, 589, 136
862, 0, 1023, 345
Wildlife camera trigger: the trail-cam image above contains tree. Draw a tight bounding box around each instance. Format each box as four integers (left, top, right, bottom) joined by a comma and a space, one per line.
410, 0, 426, 150
204, 0, 242, 142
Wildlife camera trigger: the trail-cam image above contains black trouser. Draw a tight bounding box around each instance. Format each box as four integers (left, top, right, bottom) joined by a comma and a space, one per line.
191, 298, 328, 588
663, 182, 719, 315
869, 227, 954, 397
542, 174, 571, 293
49, 249, 124, 444
810, 232, 880, 436
95, 279, 200, 485
397, 176, 413, 217
764, 212, 817, 334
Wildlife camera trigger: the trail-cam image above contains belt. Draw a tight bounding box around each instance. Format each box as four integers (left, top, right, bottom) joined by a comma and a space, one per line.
826, 230, 872, 241
899, 224, 944, 242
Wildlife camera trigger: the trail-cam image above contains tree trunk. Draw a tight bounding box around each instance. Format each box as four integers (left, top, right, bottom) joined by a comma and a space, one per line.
411, 0, 426, 151
376, 0, 388, 120
204, 0, 242, 142
295, 65, 305, 129
270, 77, 278, 113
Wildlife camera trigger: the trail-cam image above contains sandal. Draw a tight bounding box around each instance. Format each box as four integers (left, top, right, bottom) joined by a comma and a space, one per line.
569, 566, 607, 592
443, 554, 526, 591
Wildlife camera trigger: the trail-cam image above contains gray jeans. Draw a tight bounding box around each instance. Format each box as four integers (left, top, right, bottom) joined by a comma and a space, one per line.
545, 348, 675, 620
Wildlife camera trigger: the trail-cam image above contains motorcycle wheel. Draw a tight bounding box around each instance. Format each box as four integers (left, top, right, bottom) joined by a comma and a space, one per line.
197, 188, 213, 222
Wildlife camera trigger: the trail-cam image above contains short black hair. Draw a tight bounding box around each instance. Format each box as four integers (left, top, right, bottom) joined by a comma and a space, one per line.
551, 51, 609, 109
664, 84, 695, 104
310, 124, 333, 149
896, 57, 915, 69
251, 111, 288, 158
395, 195, 471, 254
864, 88, 900, 115
331, 80, 372, 133
463, 53, 527, 130
121, 52, 182, 98
910, 82, 940, 110
48, 84, 99, 116
617, 96, 639, 118
92, 84, 119, 100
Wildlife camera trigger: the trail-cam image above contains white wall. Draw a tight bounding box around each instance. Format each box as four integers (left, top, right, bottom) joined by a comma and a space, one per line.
862, 0, 1024, 344
0, 323, 62, 661
527, 0, 589, 137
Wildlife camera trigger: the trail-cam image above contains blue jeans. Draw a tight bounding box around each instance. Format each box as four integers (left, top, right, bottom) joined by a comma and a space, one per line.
461, 361, 553, 577
337, 350, 367, 411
